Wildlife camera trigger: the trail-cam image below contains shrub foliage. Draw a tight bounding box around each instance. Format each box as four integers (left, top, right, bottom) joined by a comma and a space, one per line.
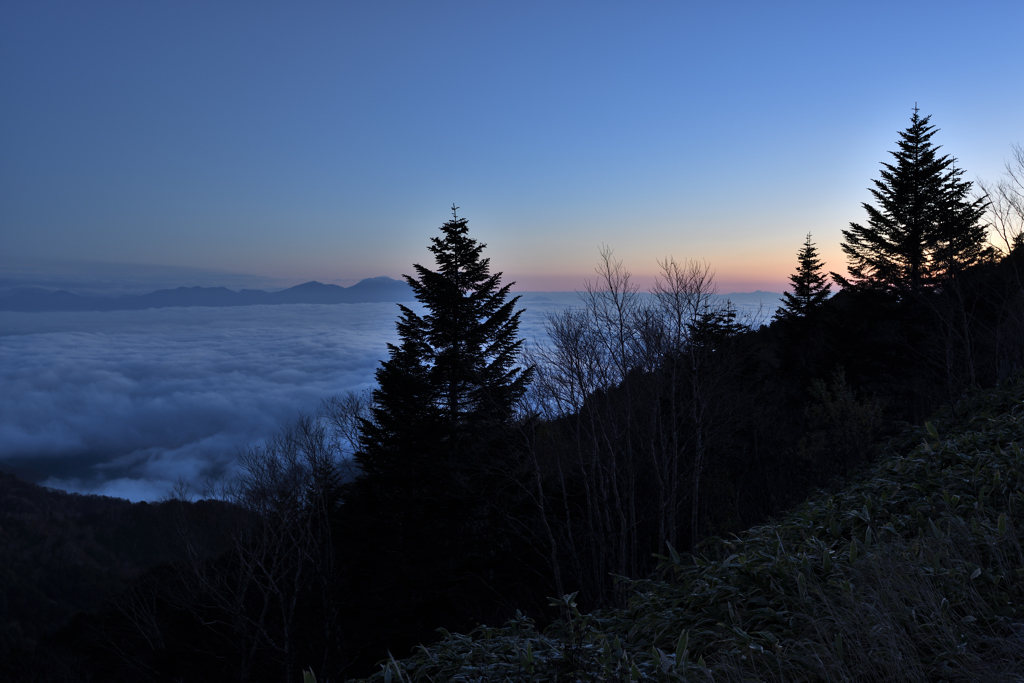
361, 380, 1024, 682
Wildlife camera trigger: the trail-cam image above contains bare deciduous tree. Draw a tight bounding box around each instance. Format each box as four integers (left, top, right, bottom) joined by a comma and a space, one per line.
114, 394, 369, 681
979, 144, 1024, 256
521, 248, 747, 606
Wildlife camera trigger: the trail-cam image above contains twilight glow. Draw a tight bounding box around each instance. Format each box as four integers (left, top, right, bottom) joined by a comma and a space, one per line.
1, 1, 1021, 292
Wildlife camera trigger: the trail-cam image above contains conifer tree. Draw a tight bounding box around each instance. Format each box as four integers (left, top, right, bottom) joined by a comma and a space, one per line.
834, 107, 988, 294
342, 208, 536, 665
357, 205, 533, 484
776, 233, 831, 321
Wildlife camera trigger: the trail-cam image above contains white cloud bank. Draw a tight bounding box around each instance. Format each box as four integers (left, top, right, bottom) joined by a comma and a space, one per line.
0, 298, 580, 501
0, 292, 776, 501
0, 304, 407, 500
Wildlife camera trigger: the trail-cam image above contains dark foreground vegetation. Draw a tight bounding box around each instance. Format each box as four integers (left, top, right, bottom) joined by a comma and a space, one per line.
3, 110, 1023, 681
364, 381, 1024, 681
0, 473, 234, 679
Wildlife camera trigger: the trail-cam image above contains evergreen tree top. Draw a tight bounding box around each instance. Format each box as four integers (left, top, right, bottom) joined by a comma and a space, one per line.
358, 207, 533, 480
835, 107, 988, 294
776, 233, 831, 322
419, 205, 494, 295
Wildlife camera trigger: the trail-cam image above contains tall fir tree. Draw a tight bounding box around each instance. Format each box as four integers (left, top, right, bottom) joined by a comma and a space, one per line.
776, 233, 831, 321
343, 207, 536, 660
358, 205, 532, 483
834, 107, 988, 294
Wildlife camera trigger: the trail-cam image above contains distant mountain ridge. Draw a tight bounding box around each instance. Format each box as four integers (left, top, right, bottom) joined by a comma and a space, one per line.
0, 276, 415, 312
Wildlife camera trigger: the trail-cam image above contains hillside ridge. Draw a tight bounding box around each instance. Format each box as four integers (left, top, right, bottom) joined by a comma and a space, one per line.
361, 381, 1024, 682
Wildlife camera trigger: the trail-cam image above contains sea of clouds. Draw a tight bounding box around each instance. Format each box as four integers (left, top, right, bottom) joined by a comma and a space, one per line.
0, 297, 576, 500
0, 292, 777, 501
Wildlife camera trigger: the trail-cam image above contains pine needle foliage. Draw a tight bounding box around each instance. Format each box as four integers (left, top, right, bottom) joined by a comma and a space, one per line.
357, 378, 1024, 682
358, 205, 533, 480
835, 107, 988, 295
775, 233, 831, 322
341, 208, 537, 674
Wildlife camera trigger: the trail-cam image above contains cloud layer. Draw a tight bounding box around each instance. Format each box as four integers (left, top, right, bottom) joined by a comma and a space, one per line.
0, 292, 776, 501
0, 304, 410, 500
0, 298, 583, 500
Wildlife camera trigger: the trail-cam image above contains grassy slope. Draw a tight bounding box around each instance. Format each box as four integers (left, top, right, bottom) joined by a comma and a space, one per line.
357, 380, 1024, 682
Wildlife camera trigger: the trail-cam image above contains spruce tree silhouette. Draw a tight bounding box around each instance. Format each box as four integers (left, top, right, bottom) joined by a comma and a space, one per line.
344, 206, 534, 660
776, 233, 831, 321
834, 107, 988, 294
357, 205, 532, 483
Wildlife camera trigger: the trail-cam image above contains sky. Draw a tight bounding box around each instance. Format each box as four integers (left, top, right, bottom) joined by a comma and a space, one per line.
2, 1, 1021, 293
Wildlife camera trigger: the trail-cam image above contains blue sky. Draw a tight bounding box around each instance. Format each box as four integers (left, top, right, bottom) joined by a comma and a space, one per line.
2, 0, 1021, 291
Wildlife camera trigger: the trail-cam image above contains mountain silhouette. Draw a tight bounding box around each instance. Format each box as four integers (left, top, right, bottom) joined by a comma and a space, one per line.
0, 277, 414, 312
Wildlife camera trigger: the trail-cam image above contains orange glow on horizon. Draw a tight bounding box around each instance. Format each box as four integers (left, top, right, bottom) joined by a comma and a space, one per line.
507, 269, 793, 294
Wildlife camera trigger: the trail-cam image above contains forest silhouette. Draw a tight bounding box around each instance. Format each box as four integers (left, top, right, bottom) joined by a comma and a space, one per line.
4, 110, 1024, 681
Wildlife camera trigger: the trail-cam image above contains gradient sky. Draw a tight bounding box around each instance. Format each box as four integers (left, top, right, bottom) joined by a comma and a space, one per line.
2, 1, 1022, 292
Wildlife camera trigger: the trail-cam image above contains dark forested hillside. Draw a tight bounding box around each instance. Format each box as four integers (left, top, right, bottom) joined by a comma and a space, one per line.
0, 473, 234, 680
362, 378, 1024, 682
